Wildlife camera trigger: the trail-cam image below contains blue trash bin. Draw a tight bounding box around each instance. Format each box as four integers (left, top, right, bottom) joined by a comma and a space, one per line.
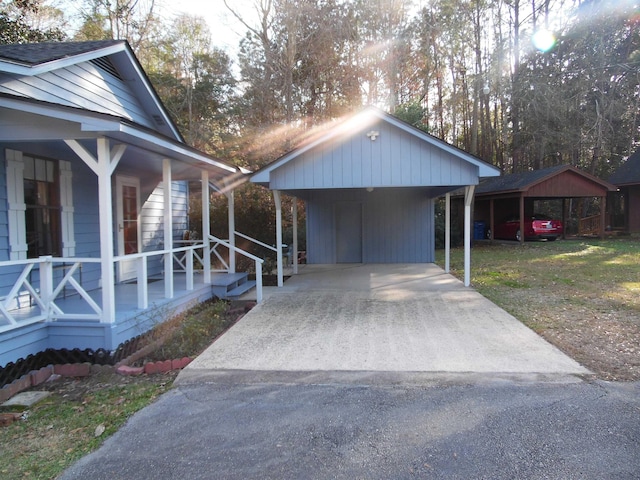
474, 221, 486, 240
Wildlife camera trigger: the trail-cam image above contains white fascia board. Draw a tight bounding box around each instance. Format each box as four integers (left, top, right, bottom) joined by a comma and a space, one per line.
118, 124, 236, 173
1, 95, 95, 125
0, 43, 127, 76
375, 110, 501, 178
0, 96, 236, 174
116, 49, 183, 142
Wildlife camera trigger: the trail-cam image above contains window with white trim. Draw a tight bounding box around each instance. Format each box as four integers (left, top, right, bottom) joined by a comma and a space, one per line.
5, 149, 75, 260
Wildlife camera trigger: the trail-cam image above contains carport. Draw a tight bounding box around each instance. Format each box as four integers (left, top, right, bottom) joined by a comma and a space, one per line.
471, 165, 617, 243
251, 107, 499, 286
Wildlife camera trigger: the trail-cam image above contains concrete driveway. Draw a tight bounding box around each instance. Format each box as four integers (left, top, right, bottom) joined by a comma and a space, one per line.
178, 264, 589, 384
61, 265, 640, 480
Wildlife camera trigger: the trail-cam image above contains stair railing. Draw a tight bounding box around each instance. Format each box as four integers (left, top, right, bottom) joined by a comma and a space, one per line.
208, 235, 264, 303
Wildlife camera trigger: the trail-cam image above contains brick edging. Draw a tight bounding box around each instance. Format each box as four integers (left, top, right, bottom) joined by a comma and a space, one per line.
0, 357, 193, 404
0, 302, 255, 404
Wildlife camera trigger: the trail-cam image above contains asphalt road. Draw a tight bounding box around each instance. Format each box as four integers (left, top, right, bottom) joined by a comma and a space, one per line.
60, 374, 640, 480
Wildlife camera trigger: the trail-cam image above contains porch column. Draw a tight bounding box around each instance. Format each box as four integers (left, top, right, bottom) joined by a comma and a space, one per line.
201, 171, 211, 284
163, 159, 174, 299
464, 185, 475, 287
65, 137, 125, 323
292, 197, 298, 275
96, 138, 117, 323
273, 190, 284, 287
445, 192, 451, 273
227, 189, 236, 273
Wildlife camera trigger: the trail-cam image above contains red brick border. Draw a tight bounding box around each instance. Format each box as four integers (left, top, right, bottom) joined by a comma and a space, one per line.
0, 300, 253, 404
0, 356, 193, 404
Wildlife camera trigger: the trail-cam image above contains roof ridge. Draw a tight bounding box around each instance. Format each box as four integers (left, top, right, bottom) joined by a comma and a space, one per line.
0, 40, 125, 66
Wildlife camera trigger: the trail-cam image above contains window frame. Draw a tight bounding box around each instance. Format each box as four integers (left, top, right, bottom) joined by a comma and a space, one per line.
5, 149, 75, 261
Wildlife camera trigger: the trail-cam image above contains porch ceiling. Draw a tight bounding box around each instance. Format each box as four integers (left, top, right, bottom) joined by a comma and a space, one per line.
0, 94, 243, 186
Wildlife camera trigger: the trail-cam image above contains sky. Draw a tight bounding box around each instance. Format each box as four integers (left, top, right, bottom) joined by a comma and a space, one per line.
163, 0, 253, 53
57, 0, 253, 54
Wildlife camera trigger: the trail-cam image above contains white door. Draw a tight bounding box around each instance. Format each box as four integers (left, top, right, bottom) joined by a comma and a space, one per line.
116, 176, 141, 282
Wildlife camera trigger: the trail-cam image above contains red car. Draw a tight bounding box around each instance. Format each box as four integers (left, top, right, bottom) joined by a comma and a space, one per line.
493, 214, 563, 241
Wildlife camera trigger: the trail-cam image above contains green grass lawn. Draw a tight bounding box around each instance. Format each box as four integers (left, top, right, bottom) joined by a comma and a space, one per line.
436, 238, 640, 381
0, 299, 234, 480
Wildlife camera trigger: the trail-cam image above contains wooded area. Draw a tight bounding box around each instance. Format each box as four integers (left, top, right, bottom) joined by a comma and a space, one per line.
2, 0, 639, 213
3, 0, 638, 176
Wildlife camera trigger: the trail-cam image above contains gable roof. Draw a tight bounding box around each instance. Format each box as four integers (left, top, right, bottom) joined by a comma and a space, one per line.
610, 149, 640, 186
0, 40, 182, 141
475, 164, 616, 196
252, 106, 499, 188
0, 41, 123, 66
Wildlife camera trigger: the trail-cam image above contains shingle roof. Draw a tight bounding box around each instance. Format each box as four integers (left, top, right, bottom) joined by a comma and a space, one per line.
476, 164, 568, 194
610, 149, 640, 186
0, 40, 124, 65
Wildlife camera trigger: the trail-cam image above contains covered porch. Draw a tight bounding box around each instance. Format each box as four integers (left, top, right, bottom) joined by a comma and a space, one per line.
0, 102, 261, 367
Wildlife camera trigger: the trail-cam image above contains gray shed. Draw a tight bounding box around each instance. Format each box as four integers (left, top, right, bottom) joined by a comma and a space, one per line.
251, 107, 499, 286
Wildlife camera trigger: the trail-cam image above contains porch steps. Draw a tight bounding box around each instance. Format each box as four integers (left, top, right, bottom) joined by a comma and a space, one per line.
210, 272, 256, 300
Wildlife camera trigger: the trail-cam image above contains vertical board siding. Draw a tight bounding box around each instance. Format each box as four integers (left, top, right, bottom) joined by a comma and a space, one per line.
0, 61, 154, 129
270, 121, 478, 190
139, 181, 189, 277
306, 194, 335, 264
0, 151, 9, 262
71, 159, 101, 290
305, 188, 434, 264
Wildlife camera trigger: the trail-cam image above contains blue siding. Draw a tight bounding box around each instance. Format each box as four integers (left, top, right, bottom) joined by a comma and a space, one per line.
0, 62, 155, 130
305, 188, 434, 264
72, 162, 102, 289
270, 120, 479, 190
140, 181, 189, 276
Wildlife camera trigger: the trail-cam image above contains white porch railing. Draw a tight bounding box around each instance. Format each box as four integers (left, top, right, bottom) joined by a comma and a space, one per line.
0, 256, 102, 333
0, 239, 266, 333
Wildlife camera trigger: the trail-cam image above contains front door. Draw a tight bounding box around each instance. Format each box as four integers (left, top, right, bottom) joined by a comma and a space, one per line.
335, 202, 363, 263
116, 176, 141, 282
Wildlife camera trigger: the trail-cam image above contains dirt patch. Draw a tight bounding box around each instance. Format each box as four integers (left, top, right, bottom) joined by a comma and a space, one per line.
38, 369, 180, 403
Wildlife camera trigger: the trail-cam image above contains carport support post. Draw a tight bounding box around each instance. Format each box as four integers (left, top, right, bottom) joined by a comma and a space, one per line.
292, 197, 298, 275
600, 195, 607, 239
464, 185, 475, 287
445, 192, 451, 273
227, 189, 236, 273
273, 190, 284, 287
519, 196, 525, 245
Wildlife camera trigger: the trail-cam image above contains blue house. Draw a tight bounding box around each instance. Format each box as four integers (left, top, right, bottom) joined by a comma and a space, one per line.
0, 41, 260, 368
252, 107, 500, 286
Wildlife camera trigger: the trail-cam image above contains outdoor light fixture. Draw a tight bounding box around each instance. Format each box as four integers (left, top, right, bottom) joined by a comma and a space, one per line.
483, 83, 490, 95
366, 130, 379, 141
366, 187, 374, 192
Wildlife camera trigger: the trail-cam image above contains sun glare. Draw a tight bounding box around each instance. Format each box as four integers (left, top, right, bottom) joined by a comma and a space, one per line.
532, 29, 556, 52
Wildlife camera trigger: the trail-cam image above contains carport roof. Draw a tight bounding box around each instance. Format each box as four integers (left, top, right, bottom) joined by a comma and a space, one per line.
475, 164, 616, 197
610, 149, 640, 187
